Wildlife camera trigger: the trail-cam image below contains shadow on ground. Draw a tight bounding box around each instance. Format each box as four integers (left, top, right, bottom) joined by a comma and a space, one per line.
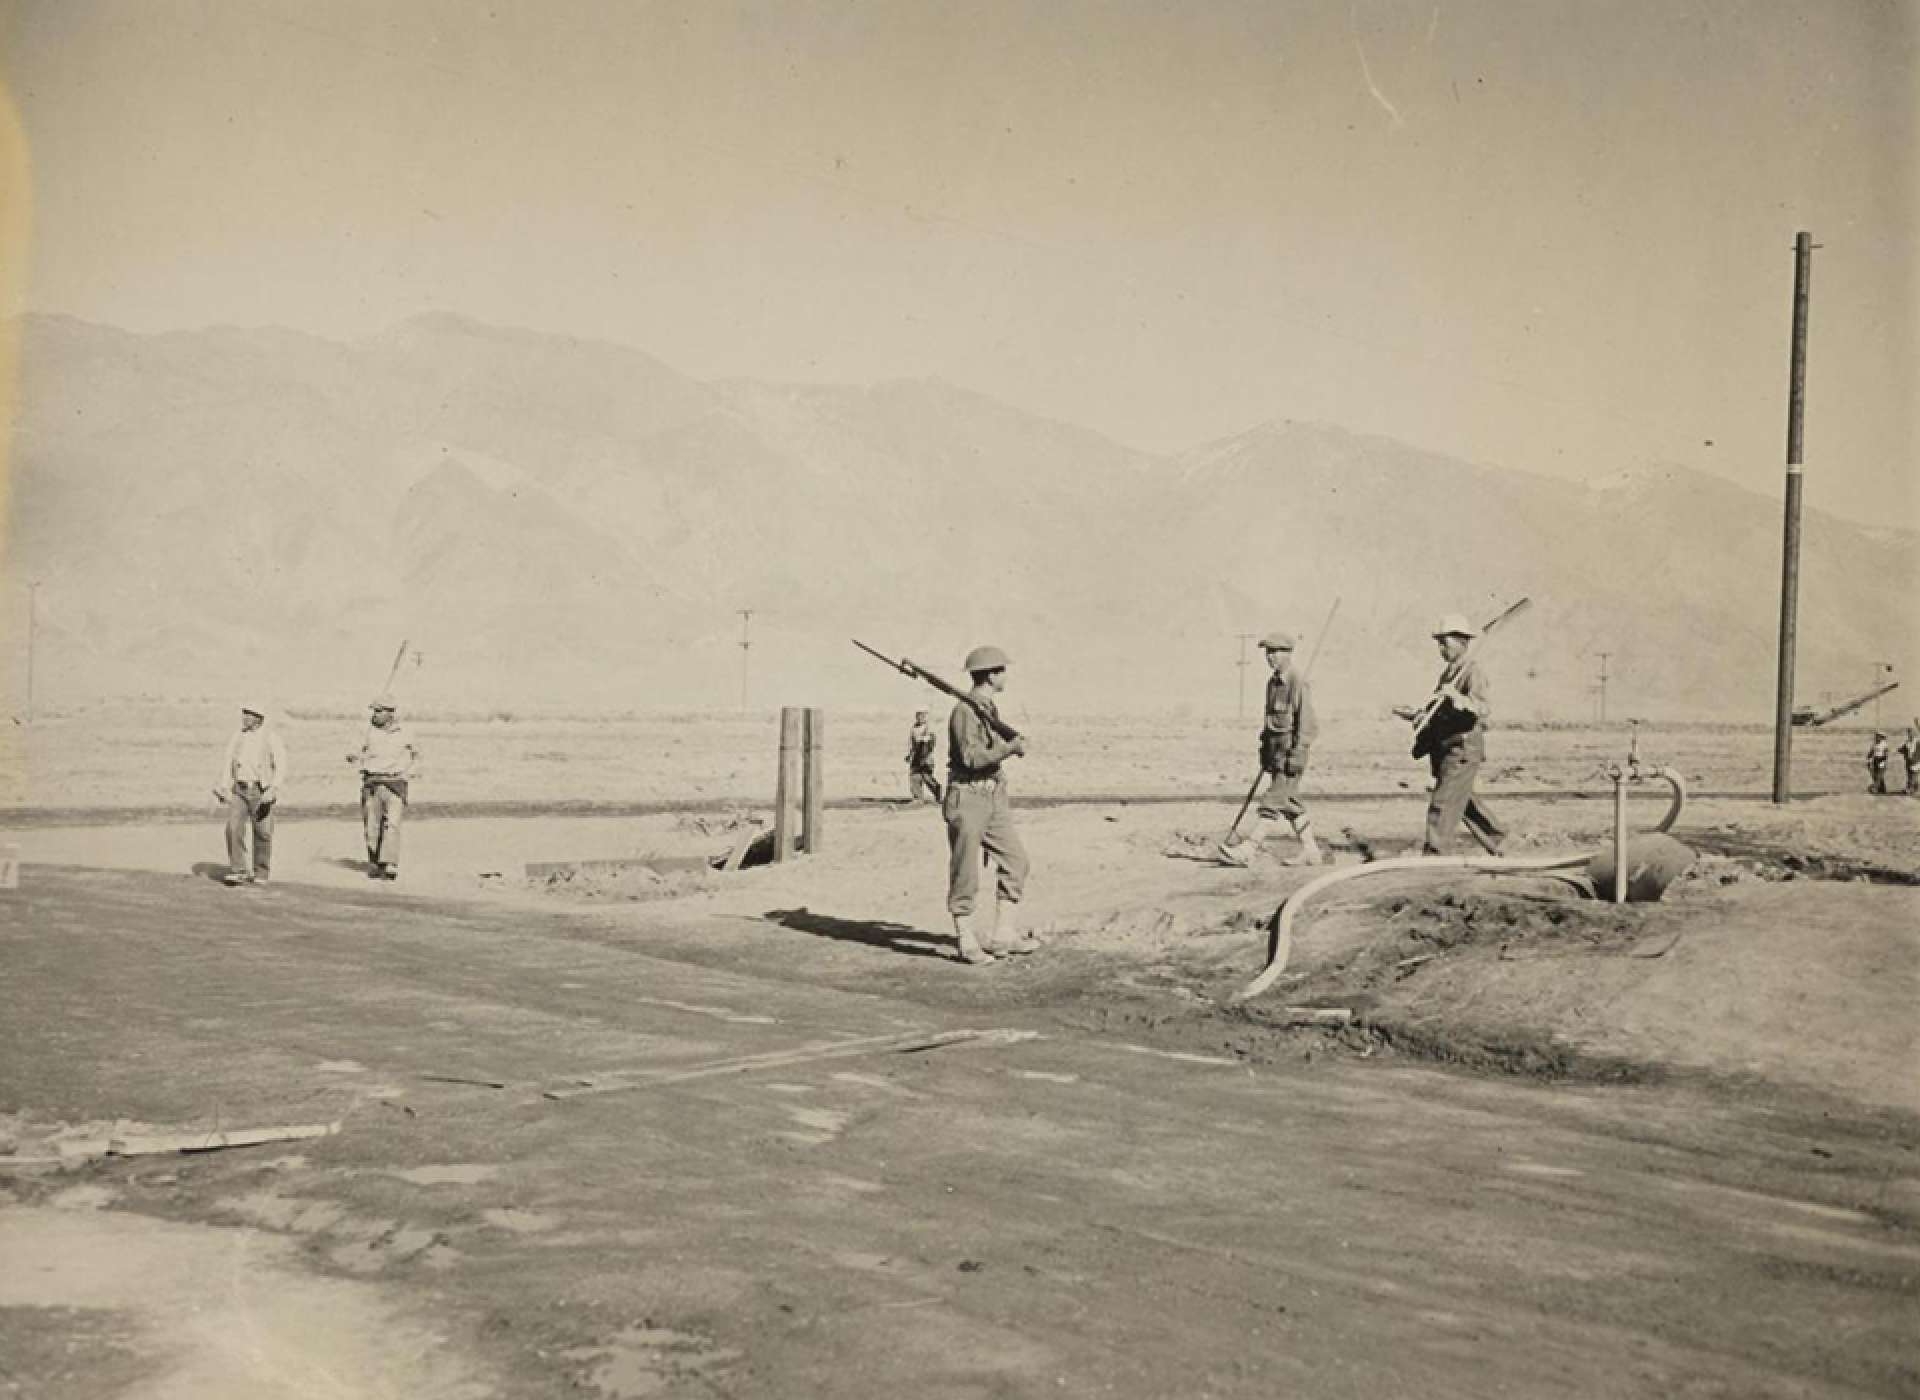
762, 906, 955, 962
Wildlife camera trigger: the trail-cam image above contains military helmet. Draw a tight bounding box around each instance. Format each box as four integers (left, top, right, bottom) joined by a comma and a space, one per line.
369, 694, 397, 712
1259, 631, 1296, 653
964, 645, 1010, 674
1431, 613, 1479, 640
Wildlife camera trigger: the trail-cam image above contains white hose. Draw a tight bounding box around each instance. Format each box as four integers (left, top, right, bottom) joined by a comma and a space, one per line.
1228, 766, 1688, 1005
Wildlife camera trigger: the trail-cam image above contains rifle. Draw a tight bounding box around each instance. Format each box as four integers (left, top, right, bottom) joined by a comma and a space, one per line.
852, 640, 1022, 743
1401, 597, 1532, 759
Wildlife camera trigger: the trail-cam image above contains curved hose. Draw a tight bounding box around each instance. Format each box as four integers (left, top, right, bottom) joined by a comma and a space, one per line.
1229, 768, 1689, 1005
1229, 853, 1588, 1004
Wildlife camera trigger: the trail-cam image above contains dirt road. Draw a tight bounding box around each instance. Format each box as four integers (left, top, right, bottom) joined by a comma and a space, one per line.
3, 867, 1915, 1399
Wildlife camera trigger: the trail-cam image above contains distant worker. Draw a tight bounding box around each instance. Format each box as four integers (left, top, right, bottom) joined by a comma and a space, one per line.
345, 694, 418, 880
944, 645, 1038, 965
906, 709, 943, 803
1867, 731, 1891, 795
1903, 727, 1920, 797
1218, 631, 1322, 867
213, 702, 287, 887
1413, 614, 1507, 856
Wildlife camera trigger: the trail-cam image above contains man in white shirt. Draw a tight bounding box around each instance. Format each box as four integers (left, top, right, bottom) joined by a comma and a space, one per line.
213, 704, 287, 887
346, 694, 418, 880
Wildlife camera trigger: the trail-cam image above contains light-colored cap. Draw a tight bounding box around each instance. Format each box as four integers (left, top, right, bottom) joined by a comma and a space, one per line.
1431, 613, 1479, 640
1259, 632, 1296, 652
369, 694, 397, 711
964, 645, 1010, 673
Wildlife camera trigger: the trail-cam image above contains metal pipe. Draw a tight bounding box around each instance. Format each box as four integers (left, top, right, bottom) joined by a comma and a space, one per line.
1612, 770, 1629, 904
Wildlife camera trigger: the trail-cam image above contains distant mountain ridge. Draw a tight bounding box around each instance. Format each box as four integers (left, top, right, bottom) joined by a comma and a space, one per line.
4, 313, 1913, 719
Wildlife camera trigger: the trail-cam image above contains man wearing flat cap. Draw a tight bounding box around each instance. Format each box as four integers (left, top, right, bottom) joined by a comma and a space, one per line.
345, 694, 418, 880
1220, 631, 1322, 867
1416, 613, 1506, 856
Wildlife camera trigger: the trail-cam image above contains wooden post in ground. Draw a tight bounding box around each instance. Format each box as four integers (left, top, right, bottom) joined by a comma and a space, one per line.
773, 707, 802, 862
802, 708, 825, 854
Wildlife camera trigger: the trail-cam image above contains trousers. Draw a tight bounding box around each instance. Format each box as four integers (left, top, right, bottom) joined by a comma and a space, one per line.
362, 779, 406, 867
1256, 769, 1308, 821
225, 782, 274, 877
1424, 738, 1506, 855
943, 777, 1029, 917
909, 765, 944, 802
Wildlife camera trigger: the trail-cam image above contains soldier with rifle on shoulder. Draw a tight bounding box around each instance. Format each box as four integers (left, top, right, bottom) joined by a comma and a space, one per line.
942, 645, 1040, 966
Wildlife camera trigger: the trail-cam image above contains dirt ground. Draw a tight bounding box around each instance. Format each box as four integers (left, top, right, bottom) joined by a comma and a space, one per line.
2, 715, 1917, 1397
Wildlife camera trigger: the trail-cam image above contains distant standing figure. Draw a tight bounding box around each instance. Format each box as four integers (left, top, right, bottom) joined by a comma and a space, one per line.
346, 695, 418, 880
944, 646, 1038, 965
906, 709, 943, 803
1867, 732, 1891, 795
214, 703, 287, 887
1417, 614, 1507, 856
1902, 728, 1920, 797
1218, 631, 1322, 867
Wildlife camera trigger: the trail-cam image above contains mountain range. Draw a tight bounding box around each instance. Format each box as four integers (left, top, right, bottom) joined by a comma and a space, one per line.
4, 312, 1913, 720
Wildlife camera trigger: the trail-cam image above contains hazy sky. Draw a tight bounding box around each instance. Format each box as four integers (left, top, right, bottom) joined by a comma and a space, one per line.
2, 0, 1913, 525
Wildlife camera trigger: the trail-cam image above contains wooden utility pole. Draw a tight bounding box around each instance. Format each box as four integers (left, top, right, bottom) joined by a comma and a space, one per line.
801, 708, 825, 855
773, 706, 802, 861
25, 581, 38, 724
1596, 652, 1611, 724
1771, 232, 1814, 804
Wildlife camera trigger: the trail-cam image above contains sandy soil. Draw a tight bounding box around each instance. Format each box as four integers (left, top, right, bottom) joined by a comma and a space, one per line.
5, 781, 1915, 1112
3, 866, 1916, 1399
3, 715, 1916, 1396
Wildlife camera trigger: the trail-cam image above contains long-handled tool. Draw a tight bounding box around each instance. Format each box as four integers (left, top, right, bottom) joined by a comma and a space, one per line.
1221, 597, 1342, 847
380, 640, 410, 695
1401, 597, 1531, 758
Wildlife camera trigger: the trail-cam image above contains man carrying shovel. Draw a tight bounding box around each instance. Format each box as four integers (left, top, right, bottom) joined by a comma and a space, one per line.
1218, 632, 1322, 867
346, 695, 418, 880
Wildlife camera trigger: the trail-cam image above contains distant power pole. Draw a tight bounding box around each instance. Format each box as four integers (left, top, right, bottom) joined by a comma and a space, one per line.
1771, 231, 1815, 804
736, 609, 754, 711
1235, 634, 1255, 721
1872, 662, 1892, 728
1596, 652, 1611, 724
25, 580, 39, 724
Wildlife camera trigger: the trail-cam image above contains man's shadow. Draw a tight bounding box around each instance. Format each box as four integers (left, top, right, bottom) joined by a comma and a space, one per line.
190, 862, 232, 883
762, 907, 954, 961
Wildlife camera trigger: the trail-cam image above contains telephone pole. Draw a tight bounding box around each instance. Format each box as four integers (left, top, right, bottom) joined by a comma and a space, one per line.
1872, 662, 1892, 728
1596, 652, 1611, 724
1771, 232, 1815, 804
736, 610, 754, 711
1235, 633, 1255, 721
25, 580, 39, 724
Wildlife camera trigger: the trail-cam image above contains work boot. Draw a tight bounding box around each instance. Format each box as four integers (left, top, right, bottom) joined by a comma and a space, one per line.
1281, 820, 1323, 867
222, 870, 253, 887
951, 913, 996, 966
988, 900, 1041, 956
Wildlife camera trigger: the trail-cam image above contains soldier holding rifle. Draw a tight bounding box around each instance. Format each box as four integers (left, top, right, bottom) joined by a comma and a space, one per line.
852, 639, 1039, 966
942, 646, 1039, 965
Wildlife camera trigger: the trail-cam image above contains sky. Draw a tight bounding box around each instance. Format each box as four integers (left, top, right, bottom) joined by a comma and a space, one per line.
1, 0, 1914, 527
